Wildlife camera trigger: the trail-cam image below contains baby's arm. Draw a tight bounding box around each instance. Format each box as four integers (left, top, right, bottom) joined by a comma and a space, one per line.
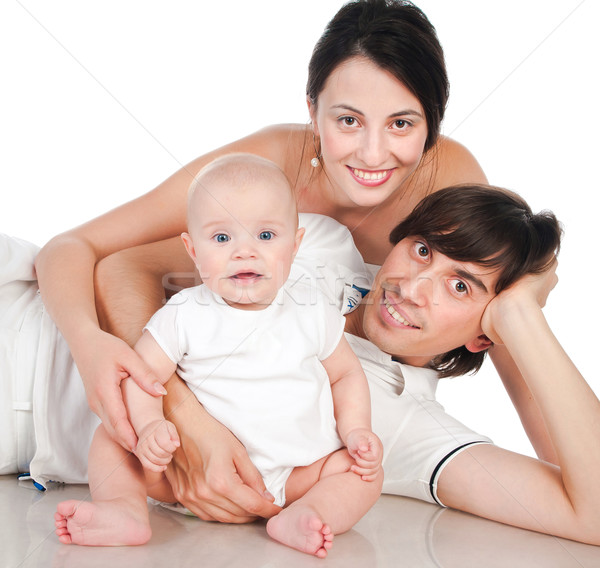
124, 331, 180, 472
321, 335, 382, 481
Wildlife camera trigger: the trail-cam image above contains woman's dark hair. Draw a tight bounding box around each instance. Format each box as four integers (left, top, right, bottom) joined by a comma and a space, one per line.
389, 184, 562, 378
307, 0, 448, 152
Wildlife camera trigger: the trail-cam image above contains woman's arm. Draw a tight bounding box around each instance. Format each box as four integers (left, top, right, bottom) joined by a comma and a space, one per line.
35, 125, 299, 448
95, 237, 281, 522
437, 267, 600, 544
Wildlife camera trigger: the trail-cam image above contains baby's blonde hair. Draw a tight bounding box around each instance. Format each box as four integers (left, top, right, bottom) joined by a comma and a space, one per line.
188, 153, 297, 227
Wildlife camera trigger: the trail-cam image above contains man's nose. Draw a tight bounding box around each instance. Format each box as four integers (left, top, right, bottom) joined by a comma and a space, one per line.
397, 273, 434, 307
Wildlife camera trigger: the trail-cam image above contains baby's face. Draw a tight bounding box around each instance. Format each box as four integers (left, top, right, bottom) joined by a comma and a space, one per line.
184, 174, 302, 310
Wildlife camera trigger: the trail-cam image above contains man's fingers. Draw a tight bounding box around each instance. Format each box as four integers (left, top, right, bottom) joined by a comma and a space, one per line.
190, 486, 279, 523
182, 499, 259, 524
226, 482, 281, 519
165, 464, 274, 523
234, 451, 270, 495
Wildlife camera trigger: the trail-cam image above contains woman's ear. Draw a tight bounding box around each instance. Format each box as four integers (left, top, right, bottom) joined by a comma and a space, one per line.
464, 334, 493, 353
307, 97, 319, 136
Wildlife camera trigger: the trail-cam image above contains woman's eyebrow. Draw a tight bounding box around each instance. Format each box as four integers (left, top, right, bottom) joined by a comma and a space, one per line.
455, 268, 488, 293
330, 104, 424, 118
389, 109, 424, 119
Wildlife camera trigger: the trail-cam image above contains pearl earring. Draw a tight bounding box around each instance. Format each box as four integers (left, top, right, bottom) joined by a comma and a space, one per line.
311, 157, 320, 168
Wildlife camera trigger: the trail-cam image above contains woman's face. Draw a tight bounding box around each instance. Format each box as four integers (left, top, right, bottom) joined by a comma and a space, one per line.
309, 56, 429, 208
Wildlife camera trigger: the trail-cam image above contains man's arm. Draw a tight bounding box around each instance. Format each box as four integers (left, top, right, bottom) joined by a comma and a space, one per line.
438, 267, 600, 544
490, 345, 558, 464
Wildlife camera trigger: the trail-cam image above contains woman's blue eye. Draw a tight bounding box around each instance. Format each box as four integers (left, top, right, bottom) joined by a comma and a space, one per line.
259, 231, 274, 241
214, 234, 230, 243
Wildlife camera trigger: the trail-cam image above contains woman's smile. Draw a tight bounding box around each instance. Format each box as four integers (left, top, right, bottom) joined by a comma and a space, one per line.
310, 57, 428, 208
348, 166, 395, 187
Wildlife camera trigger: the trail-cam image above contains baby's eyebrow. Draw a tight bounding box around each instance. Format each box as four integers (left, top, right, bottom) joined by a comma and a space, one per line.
455, 268, 488, 293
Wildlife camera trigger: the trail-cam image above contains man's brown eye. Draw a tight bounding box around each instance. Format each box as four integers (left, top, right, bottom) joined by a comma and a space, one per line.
418, 245, 428, 257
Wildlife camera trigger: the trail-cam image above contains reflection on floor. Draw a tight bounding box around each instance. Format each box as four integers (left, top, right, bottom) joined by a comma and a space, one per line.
2, 475, 599, 568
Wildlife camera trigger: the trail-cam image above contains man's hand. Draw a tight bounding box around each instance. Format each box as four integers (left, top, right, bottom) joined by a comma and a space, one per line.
482, 258, 558, 345
163, 383, 282, 523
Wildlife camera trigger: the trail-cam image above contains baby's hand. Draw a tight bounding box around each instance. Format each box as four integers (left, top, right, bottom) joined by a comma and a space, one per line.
346, 428, 383, 481
134, 419, 180, 473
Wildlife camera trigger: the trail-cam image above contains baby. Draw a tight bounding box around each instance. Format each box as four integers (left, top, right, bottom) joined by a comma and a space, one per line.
55, 153, 383, 558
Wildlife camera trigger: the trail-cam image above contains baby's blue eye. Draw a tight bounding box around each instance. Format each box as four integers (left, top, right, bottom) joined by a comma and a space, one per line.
214, 234, 230, 243
259, 231, 274, 241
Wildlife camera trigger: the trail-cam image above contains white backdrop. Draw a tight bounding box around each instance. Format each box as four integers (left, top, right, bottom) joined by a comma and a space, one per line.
2, 0, 598, 458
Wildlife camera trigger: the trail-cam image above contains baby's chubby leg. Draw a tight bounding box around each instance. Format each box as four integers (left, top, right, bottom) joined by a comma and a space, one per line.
55, 425, 154, 546
266, 449, 383, 558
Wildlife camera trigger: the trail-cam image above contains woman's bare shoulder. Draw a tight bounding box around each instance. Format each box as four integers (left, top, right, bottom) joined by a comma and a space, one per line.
242, 123, 308, 153
430, 135, 488, 188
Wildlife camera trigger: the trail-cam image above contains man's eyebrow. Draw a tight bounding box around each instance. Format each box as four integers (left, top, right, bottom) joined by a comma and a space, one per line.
331, 104, 424, 119
455, 268, 488, 294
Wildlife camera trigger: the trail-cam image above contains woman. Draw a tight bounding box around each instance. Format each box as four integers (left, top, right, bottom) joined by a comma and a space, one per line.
35, 0, 482, 435
3, 0, 597, 534
29, 0, 486, 516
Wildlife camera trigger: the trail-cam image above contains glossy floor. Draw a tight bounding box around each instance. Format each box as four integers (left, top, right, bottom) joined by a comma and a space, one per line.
3, 475, 600, 568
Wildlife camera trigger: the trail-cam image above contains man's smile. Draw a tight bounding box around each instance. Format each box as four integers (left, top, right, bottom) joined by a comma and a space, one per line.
382, 293, 420, 329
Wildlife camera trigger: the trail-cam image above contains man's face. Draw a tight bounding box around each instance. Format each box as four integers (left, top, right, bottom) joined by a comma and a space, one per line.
362, 237, 499, 366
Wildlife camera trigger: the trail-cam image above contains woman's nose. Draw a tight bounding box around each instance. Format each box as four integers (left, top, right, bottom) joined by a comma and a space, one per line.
356, 128, 388, 167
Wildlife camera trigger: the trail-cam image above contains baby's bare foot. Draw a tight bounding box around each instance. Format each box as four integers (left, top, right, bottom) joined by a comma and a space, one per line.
55, 499, 151, 546
266, 504, 333, 558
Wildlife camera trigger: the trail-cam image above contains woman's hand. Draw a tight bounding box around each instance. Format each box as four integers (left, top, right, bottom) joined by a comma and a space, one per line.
76, 328, 167, 451
163, 374, 282, 523
481, 258, 558, 345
